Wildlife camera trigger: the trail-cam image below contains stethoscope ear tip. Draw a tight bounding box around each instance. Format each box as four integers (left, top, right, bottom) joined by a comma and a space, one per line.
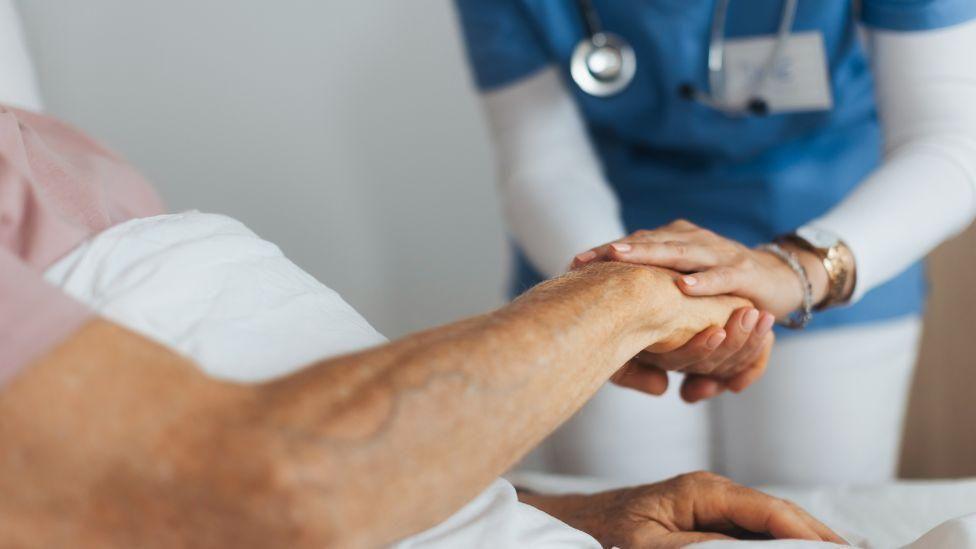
677, 83, 696, 101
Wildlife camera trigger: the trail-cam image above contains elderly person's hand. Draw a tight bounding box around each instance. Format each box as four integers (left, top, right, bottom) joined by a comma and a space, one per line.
519, 471, 846, 548
573, 219, 830, 402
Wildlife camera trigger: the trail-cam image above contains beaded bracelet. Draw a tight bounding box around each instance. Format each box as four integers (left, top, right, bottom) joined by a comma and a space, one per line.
756, 243, 813, 329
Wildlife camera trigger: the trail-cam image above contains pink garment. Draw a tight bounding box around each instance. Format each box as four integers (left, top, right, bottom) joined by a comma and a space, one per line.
0, 105, 164, 384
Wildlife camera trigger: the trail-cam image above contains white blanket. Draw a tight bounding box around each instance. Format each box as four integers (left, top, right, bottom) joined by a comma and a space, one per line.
44, 211, 976, 548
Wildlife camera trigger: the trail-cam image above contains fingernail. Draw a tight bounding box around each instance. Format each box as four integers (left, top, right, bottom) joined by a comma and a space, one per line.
610, 242, 631, 253
741, 309, 759, 330
682, 276, 697, 286
575, 250, 596, 263
757, 313, 775, 334
706, 331, 726, 350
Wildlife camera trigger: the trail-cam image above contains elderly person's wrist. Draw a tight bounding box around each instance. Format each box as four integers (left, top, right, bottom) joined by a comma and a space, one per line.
567, 262, 682, 347
637, 271, 754, 353
572, 262, 752, 353
517, 489, 615, 545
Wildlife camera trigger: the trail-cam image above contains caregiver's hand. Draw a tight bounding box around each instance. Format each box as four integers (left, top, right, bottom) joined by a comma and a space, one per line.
518, 471, 847, 548
575, 220, 828, 318
609, 311, 774, 403
574, 225, 787, 402
574, 220, 829, 402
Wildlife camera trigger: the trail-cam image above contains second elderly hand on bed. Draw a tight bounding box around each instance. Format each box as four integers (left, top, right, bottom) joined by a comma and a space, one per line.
518, 471, 843, 548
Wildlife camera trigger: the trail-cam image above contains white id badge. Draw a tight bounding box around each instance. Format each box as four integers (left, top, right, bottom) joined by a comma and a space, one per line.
722, 31, 833, 113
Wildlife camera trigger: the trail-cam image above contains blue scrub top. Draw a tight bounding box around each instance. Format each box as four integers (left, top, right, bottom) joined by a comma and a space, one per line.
455, 0, 976, 331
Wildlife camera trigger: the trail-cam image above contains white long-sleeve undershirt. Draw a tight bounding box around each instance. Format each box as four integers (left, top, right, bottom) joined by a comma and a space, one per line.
482, 67, 627, 277
481, 19, 976, 301
808, 20, 976, 301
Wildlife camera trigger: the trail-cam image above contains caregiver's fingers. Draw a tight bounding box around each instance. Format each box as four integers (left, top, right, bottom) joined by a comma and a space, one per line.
611, 362, 670, 396
678, 266, 747, 297
712, 311, 775, 378
571, 245, 618, 269
571, 240, 651, 269
645, 326, 727, 372
570, 231, 689, 269
680, 374, 724, 403
697, 307, 757, 368
679, 310, 770, 403
725, 334, 773, 393
606, 241, 721, 272
570, 249, 598, 270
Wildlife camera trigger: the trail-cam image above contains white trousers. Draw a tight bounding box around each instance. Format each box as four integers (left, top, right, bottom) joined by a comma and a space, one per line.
521, 315, 923, 487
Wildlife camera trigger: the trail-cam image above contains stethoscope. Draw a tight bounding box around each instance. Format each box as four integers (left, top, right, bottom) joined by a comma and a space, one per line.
570, 0, 799, 116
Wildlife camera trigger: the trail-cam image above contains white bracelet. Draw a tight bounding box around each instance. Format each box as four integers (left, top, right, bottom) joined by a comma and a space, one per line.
756, 243, 813, 329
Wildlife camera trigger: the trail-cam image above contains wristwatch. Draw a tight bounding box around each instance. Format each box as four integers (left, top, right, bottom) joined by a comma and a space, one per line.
778, 227, 857, 311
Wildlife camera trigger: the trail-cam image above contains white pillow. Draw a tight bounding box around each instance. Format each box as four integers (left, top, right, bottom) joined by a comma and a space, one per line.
44, 211, 387, 382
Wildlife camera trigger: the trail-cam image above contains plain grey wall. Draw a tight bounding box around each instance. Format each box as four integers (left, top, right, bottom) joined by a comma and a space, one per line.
17, 0, 509, 338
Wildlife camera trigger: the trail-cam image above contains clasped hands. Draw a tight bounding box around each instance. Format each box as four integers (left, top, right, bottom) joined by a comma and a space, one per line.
573, 219, 818, 403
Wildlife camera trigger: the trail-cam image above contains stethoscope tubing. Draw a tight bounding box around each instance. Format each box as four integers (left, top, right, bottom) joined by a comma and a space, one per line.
575, 0, 603, 38
571, 0, 799, 116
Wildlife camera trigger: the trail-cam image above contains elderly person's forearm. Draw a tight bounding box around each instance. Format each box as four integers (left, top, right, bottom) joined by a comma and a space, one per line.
0, 262, 748, 547
253, 262, 749, 545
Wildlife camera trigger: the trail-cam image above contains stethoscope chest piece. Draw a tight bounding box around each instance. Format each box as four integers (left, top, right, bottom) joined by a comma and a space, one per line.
570, 32, 636, 97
